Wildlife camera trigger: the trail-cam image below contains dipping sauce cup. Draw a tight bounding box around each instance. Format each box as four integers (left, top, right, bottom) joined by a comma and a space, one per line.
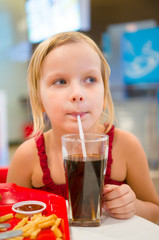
12, 200, 46, 217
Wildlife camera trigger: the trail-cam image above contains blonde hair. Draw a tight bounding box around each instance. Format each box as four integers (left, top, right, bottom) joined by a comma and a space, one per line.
27, 31, 114, 137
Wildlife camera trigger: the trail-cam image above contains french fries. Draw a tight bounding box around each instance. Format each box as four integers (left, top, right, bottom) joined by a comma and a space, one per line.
0, 212, 64, 240
15, 213, 28, 219
13, 217, 29, 230
51, 218, 63, 238
0, 213, 13, 223
30, 228, 41, 240
7, 237, 24, 240
52, 227, 63, 238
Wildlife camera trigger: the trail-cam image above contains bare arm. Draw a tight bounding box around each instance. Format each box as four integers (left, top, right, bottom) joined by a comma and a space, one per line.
103, 130, 159, 223
126, 131, 159, 222
7, 139, 36, 188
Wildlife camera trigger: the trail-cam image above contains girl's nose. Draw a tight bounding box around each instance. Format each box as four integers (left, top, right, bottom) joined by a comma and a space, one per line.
72, 96, 83, 102
69, 85, 84, 103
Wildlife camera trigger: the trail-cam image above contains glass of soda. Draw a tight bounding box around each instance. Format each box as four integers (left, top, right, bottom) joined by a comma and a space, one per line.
62, 134, 109, 227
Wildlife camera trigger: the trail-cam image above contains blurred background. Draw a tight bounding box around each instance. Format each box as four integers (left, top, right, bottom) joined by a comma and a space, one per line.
0, 0, 159, 192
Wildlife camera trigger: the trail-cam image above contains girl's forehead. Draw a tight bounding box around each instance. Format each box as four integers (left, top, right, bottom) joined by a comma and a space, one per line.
40, 41, 102, 79
44, 41, 101, 67
48, 41, 99, 57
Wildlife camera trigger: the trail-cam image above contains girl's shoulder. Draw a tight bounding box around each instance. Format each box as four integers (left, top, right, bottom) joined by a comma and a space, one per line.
114, 127, 140, 144
7, 137, 38, 187
104, 124, 142, 151
113, 127, 147, 163
13, 137, 37, 162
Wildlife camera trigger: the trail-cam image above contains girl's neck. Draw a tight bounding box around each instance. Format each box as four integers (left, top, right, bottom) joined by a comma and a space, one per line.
49, 129, 64, 150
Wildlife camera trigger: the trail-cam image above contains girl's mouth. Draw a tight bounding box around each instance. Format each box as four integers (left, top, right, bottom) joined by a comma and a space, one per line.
67, 112, 88, 119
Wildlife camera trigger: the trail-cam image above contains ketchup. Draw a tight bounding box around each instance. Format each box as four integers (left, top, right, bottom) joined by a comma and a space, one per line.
16, 204, 43, 211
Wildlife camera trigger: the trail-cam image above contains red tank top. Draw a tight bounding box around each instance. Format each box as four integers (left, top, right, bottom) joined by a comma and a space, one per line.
33, 125, 125, 199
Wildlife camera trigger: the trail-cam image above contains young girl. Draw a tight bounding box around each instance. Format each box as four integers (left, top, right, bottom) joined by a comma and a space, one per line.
7, 31, 159, 223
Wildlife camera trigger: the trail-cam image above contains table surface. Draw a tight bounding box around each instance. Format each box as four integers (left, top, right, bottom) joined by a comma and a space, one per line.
70, 211, 159, 240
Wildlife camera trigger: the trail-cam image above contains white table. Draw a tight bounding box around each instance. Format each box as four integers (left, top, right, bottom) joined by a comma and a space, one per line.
69, 211, 159, 240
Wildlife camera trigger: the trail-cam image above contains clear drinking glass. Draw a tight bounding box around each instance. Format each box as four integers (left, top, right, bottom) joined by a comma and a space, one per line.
62, 134, 109, 227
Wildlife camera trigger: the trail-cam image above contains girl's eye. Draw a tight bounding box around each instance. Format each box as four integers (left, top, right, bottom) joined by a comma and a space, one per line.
53, 79, 67, 85
85, 77, 96, 84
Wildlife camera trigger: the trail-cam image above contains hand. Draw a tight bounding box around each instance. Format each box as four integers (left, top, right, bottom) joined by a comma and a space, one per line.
102, 184, 136, 219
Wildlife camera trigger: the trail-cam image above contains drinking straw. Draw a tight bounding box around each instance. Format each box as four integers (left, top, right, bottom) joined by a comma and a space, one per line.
77, 115, 87, 158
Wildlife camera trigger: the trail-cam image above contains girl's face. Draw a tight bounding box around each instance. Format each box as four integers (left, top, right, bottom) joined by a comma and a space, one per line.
40, 41, 104, 135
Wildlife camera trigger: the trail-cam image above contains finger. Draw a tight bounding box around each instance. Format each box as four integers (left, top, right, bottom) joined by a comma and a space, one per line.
103, 184, 118, 194
106, 201, 136, 215
109, 209, 135, 220
103, 191, 136, 209
110, 206, 136, 219
104, 184, 132, 201
102, 201, 136, 219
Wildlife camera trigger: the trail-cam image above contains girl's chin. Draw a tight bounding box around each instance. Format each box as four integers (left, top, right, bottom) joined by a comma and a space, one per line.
64, 127, 80, 134
63, 124, 93, 134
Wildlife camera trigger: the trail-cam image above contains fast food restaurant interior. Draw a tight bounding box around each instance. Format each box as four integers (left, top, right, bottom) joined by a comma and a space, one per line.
0, 0, 159, 195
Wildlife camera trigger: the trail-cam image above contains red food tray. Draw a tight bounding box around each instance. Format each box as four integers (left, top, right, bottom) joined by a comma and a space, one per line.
0, 183, 70, 240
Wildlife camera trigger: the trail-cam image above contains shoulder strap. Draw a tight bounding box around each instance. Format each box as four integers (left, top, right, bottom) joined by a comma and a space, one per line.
35, 134, 54, 187
105, 125, 115, 178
